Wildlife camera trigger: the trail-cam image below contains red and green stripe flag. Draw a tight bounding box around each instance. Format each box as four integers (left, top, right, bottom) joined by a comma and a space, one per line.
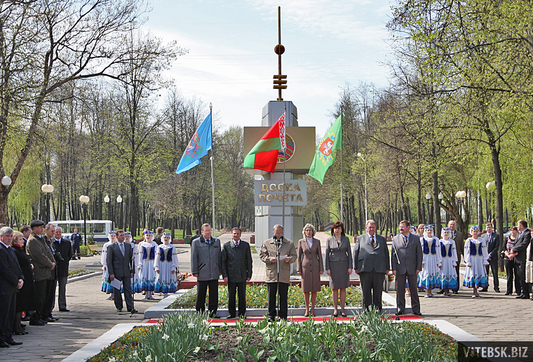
243, 113, 285, 173
308, 114, 342, 184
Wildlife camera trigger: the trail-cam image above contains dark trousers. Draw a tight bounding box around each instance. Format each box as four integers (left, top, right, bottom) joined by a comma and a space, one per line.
455, 261, 461, 291
0, 292, 16, 342
56, 276, 68, 310
43, 278, 56, 318
228, 281, 246, 317
196, 280, 218, 316
505, 259, 520, 294
395, 273, 420, 314
267, 282, 289, 319
72, 242, 81, 259
515, 258, 529, 297
113, 276, 134, 311
33, 280, 47, 320
360, 271, 385, 311
485, 258, 499, 290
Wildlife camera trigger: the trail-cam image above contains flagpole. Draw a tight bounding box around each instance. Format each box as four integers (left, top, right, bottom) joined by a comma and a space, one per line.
282, 108, 286, 232
209, 103, 215, 229
340, 113, 343, 224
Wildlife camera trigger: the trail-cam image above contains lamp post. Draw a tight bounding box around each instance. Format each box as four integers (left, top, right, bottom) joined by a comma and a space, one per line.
486, 181, 496, 227
104, 195, 110, 220
456, 190, 467, 220
41, 184, 54, 223
116, 195, 122, 229
357, 152, 368, 222
425, 192, 432, 224
1, 176, 11, 225
79, 195, 90, 246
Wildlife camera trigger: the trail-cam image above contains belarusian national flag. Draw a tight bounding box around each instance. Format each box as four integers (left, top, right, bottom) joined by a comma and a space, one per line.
243, 113, 285, 173
308, 114, 342, 184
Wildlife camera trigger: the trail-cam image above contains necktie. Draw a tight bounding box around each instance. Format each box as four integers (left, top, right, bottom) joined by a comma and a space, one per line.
403, 235, 408, 246
371, 235, 375, 248
120, 242, 124, 256
235, 240, 239, 247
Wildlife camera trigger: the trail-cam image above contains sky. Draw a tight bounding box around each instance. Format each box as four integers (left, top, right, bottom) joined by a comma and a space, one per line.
142, 0, 394, 138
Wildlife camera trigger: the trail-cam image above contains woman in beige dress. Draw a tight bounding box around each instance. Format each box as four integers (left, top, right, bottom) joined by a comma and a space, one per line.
325, 221, 353, 317
297, 223, 324, 317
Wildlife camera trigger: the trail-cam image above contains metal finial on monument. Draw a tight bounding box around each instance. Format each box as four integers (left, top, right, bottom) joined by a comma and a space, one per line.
273, 6, 287, 101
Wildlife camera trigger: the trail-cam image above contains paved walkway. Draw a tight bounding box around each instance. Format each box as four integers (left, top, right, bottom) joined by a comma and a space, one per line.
2, 232, 531, 361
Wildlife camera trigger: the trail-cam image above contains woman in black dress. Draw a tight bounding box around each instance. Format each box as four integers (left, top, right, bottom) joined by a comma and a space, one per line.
12, 231, 36, 334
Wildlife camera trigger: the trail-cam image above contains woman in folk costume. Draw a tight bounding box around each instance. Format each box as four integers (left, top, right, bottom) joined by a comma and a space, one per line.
137, 230, 158, 299
463, 225, 489, 297
417, 225, 442, 297
154, 232, 179, 297
439, 227, 459, 296
124, 231, 138, 294
101, 231, 117, 299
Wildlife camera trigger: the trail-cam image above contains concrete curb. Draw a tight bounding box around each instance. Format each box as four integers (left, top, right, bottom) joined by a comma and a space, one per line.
144, 290, 399, 319
67, 271, 102, 284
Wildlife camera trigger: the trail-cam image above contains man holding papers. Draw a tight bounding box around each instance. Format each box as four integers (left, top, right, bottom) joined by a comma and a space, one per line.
107, 230, 137, 314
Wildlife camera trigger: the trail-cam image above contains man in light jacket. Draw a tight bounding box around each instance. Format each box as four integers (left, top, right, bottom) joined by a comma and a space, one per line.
191, 223, 222, 317
259, 224, 296, 321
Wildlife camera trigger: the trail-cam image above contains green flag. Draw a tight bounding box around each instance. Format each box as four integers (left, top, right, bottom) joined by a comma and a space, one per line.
308, 114, 342, 184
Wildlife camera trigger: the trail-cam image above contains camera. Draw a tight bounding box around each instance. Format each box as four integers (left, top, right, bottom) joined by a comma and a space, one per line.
56, 251, 65, 262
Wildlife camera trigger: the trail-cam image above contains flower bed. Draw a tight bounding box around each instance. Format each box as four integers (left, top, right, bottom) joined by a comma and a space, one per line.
167, 284, 363, 309
88, 310, 457, 362
68, 269, 93, 278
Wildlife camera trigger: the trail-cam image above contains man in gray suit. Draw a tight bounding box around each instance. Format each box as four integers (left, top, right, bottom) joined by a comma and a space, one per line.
449, 220, 464, 294
391, 220, 423, 316
107, 229, 137, 313
353, 220, 390, 311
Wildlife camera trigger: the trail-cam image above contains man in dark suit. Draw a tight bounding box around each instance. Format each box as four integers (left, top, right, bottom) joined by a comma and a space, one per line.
512, 220, 531, 299
70, 228, 82, 260
107, 229, 137, 313
0, 227, 24, 347
353, 220, 390, 311
481, 222, 500, 292
43, 223, 59, 322
449, 220, 464, 294
221, 227, 253, 318
53, 226, 73, 311
391, 220, 423, 316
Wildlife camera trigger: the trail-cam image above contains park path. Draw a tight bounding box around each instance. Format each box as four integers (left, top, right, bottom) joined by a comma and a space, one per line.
2, 232, 529, 361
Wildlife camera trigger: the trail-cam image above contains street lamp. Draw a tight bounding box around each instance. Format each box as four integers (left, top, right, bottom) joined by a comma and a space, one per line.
41, 184, 54, 223
104, 195, 110, 220
1, 176, 12, 225
425, 192, 432, 223
456, 190, 467, 220
116, 195, 122, 229
357, 152, 368, 222
79, 195, 90, 246
1, 176, 12, 189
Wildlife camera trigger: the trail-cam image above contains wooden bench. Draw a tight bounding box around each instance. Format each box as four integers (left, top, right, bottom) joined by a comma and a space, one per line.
87, 244, 103, 255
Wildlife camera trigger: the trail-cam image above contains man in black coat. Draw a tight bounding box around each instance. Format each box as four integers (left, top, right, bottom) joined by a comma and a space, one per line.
512, 220, 531, 299
481, 222, 500, 292
0, 227, 24, 347
107, 230, 137, 313
43, 223, 59, 322
53, 226, 73, 311
221, 228, 252, 318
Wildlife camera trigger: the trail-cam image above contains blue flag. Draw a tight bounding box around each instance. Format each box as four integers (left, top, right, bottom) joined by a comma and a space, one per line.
176, 114, 212, 174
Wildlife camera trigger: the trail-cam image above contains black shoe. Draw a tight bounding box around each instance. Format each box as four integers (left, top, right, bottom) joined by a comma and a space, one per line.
0, 341, 9, 348
495, 288, 500, 293
413, 312, 423, 316
29, 319, 46, 326
396, 312, 404, 316
13, 331, 27, 335
21, 315, 30, 321
6, 339, 22, 345
59, 308, 70, 312
227, 315, 236, 319
128, 309, 138, 314
437, 290, 445, 294
505, 292, 511, 295
453, 290, 458, 294
516, 294, 528, 299
479, 288, 488, 292
268, 317, 276, 322
116, 308, 122, 312
45, 317, 58, 322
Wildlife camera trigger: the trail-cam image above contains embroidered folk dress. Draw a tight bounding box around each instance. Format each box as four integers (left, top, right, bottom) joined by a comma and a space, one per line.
439, 239, 459, 291
417, 236, 442, 290
463, 237, 489, 289
136, 241, 158, 292
154, 244, 179, 294
101, 241, 115, 294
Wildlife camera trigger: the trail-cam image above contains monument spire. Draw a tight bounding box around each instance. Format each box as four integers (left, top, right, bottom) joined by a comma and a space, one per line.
273, 6, 287, 101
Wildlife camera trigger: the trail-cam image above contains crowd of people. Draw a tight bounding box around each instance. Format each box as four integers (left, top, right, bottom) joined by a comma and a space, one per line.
0, 220, 72, 348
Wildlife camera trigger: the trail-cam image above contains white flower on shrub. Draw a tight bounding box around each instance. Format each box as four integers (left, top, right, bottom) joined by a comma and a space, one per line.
360, 325, 368, 333
188, 323, 195, 328
132, 350, 138, 357
194, 346, 201, 353
146, 355, 153, 362
108, 358, 116, 362
201, 334, 208, 340
162, 334, 169, 341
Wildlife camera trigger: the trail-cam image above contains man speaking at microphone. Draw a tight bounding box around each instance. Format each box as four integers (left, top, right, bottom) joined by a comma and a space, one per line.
260, 224, 296, 321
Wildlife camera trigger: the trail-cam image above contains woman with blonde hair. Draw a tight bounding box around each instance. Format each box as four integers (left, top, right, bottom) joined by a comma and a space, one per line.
297, 223, 323, 317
